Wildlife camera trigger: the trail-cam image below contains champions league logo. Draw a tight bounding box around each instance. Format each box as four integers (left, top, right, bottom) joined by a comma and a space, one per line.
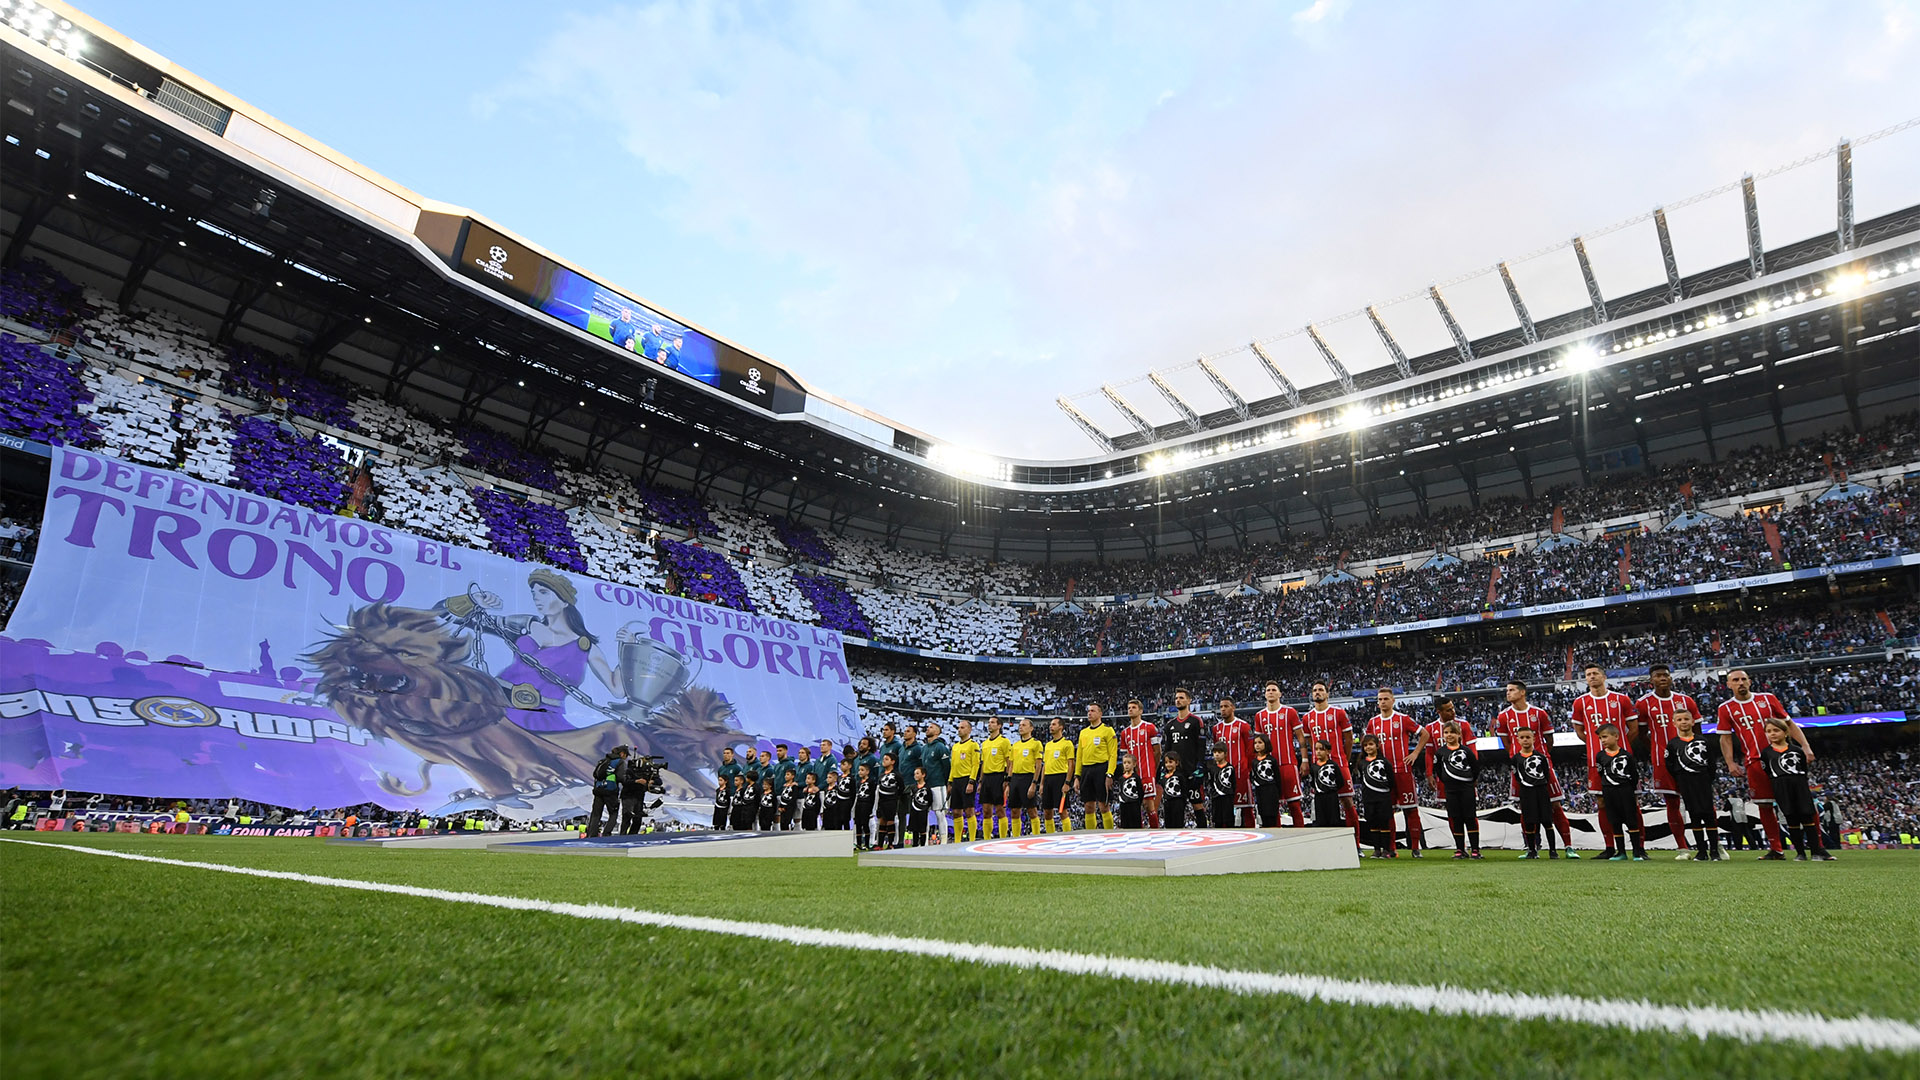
738, 366, 766, 396
474, 244, 515, 285
970, 830, 1266, 856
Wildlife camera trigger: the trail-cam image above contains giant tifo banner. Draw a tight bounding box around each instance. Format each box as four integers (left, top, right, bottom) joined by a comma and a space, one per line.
0, 447, 859, 820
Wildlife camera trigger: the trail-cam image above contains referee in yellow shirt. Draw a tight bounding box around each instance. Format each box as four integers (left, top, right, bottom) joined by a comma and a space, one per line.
1075, 703, 1120, 830
1009, 717, 1042, 836
979, 717, 1013, 838
948, 718, 983, 841
1042, 716, 1076, 833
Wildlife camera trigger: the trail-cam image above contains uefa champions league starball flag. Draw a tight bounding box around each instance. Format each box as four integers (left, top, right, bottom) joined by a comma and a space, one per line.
0, 448, 861, 820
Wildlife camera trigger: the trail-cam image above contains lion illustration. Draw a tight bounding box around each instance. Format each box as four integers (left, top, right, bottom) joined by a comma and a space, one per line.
305, 604, 626, 798
641, 686, 746, 799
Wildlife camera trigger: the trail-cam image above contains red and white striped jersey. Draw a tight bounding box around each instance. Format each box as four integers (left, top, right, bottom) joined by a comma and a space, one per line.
1211, 717, 1255, 801
1492, 704, 1554, 754
1118, 721, 1159, 784
1637, 691, 1702, 751
1255, 706, 1303, 769
1571, 691, 1636, 771
1364, 711, 1421, 772
1302, 706, 1353, 776
1421, 715, 1474, 772
1716, 694, 1788, 762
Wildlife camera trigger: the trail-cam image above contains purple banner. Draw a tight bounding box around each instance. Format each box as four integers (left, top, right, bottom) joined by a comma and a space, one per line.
2, 447, 861, 820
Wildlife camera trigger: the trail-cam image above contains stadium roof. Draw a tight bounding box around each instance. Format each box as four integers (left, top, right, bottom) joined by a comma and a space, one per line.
2, 2, 1917, 563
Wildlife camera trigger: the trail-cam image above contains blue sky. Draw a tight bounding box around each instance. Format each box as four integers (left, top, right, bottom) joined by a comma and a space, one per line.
80, 0, 1920, 458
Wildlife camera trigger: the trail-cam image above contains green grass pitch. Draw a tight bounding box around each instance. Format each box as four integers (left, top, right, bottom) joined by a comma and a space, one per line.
2, 836, 1915, 1079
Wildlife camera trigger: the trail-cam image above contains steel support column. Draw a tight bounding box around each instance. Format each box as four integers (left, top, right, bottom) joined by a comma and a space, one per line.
1654, 208, 1683, 302
1497, 263, 1537, 344
1197, 357, 1249, 420
1429, 285, 1475, 363
1742, 174, 1765, 278
1149, 372, 1205, 433
1573, 237, 1607, 324
1100, 384, 1156, 438
1836, 138, 1855, 252
1366, 305, 1412, 379
1248, 342, 1302, 408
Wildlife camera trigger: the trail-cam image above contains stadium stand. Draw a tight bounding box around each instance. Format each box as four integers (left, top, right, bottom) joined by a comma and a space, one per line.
1, 258, 1917, 665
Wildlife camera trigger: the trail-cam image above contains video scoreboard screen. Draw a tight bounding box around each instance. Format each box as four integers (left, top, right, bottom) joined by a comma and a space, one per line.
453, 221, 804, 414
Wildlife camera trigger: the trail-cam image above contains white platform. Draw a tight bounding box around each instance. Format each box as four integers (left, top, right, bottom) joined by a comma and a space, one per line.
328, 831, 561, 850
859, 828, 1359, 876
489, 829, 854, 858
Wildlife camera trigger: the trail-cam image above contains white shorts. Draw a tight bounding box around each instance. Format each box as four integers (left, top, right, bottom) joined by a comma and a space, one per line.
928, 786, 949, 814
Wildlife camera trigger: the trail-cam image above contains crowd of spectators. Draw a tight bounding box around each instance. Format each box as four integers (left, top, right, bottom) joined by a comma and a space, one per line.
228, 415, 351, 514
657, 539, 754, 611
1013, 489, 1918, 657
1025, 413, 1918, 599
470, 486, 589, 573
796, 574, 872, 637
854, 607, 1917, 720
1810, 746, 1920, 843
0, 504, 36, 563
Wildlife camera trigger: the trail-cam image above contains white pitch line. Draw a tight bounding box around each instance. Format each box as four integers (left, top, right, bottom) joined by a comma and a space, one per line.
4, 837, 1916, 1054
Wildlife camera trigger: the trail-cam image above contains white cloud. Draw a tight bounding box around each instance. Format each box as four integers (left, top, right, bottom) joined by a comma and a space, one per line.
1292, 0, 1351, 27
485, 1, 1920, 458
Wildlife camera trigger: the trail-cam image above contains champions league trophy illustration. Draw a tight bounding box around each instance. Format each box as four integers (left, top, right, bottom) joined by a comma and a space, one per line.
612, 623, 702, 719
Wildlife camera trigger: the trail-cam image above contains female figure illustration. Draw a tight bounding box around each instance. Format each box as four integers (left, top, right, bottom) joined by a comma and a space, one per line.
438, 568, 635, 731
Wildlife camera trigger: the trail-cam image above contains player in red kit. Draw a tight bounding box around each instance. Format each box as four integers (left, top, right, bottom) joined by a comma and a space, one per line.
1117, 699, 1160, 828
1571, 664, 1638, 859
1212, 698, 1256, 826
1366, 687, 1427, 856
1491, 680, 1577, 856
1716, 668, 1813, 860
1302, 681, 1361, 840
1254, 680, 1306, 827
1638, 663, 1704, 860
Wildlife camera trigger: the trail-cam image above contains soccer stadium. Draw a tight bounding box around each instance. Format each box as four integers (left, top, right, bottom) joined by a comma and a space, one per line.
2, 2, 1918, 1076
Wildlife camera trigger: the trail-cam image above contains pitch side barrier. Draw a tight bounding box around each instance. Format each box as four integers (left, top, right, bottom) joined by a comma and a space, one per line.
4, 811, 418, 836
846, 553, 1920, 667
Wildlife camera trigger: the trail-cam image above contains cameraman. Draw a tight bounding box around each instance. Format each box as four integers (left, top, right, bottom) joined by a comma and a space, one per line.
588, 746, 629, 837
620, 753, 655, 834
